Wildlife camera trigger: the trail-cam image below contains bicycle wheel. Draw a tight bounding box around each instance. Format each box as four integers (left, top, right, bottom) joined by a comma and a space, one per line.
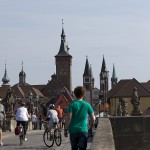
19, 130, 24, 145
43, 130, 54, 147
54, 129, 62, 146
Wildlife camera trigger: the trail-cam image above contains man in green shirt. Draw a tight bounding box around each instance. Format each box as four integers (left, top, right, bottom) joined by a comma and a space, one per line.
64, 86, 95, 150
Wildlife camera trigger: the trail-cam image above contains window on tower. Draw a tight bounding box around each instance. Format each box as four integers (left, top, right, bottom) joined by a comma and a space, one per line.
84, 77, 90, 83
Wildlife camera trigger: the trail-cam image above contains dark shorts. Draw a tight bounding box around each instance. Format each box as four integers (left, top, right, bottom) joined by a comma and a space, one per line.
16, 121, 28, 135
0, 120, 3, 129
70, 132, 88, 150
58, 117, 62, 122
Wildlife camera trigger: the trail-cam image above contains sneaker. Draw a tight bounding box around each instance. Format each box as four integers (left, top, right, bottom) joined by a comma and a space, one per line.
24, 138, 27, 141
0, 142, 3, 146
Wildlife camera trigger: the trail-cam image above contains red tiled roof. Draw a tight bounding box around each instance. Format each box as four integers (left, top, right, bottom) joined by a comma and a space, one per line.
108, 78, 150, 98
107, 79, 131, 99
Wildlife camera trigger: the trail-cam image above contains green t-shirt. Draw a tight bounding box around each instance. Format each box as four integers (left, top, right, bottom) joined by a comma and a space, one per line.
68, 100, 94, 134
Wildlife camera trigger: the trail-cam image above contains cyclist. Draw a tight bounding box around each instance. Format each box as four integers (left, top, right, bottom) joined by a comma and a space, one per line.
56, 106, 63, 129
15, 102, 30, 141
45, 104, 59, 132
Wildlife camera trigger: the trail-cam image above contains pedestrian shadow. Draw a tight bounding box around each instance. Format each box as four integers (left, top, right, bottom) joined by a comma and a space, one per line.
15, 146, 55, 150
2, 143, 19, 146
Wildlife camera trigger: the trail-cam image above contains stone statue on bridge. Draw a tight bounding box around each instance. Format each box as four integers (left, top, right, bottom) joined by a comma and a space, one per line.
3, 88, 14, 114
117, 97, 128, 116
117, 101, 122, 116
131, 87, 142, 116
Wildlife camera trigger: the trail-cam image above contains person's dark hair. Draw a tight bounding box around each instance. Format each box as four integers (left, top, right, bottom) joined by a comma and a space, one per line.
74, 86, 86, 99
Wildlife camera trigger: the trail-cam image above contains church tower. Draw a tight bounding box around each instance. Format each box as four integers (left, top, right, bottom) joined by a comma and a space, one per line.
111, 63, 117, 88
83, 56, 94, 91
55, 20, 72, 94
99, 55, 109, 103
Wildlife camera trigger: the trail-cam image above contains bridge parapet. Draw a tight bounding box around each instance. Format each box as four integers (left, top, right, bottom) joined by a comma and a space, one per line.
91, 118, 115, 150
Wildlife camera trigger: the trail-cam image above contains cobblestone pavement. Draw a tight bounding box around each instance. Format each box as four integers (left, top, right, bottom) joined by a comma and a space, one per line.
1, 129, 94, 150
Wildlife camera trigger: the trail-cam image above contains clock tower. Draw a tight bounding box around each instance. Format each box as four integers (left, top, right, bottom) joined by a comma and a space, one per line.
55, 20, 72, 94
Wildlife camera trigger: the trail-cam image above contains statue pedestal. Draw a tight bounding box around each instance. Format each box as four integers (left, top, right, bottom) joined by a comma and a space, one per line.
131, 111, 143, 116
3, 112, 15, 132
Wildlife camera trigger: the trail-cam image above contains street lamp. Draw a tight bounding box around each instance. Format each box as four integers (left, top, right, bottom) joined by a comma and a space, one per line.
35, 95, 39, 116
29, 91, 33, 115
101, 70, 109, 116
101, 77, 105, 115
99, 99, 102, 118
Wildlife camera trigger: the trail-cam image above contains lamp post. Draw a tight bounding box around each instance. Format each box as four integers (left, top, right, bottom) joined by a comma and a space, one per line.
29, 91, 33, 115
99, 99, 101, 118
89, 78, 93, 107
101, 76, 105, 115
35, 95, 39, 116
101, 70, 109, 116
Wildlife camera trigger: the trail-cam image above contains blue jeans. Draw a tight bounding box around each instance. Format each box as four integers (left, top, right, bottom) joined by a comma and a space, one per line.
70, 132, 88, 150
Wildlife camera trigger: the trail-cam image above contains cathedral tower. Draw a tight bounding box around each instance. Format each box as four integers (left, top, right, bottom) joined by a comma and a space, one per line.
99, 55, 109, 103
83, 56, 94, 91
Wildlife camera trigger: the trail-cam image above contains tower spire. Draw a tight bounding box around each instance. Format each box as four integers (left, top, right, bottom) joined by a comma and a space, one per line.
61, 19, 66, 41
19, 61, 26, 85
22, 61, 24, 72
111, 63, 117, 88
83, 56, 90, 76
55, 19, 72, 56
2, 61, 10, 85
100, 55, 107, 75
112, 63, 116, 79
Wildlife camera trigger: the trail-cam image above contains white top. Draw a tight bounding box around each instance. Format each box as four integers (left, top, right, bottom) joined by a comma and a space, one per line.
16, 107, 30, 121
31, 114, 37, 122
47, 109, 58, 119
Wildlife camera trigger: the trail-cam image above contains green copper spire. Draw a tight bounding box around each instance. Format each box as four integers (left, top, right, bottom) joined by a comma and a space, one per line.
111, 63, 117, 88
112, 63, 116, 79
2, 62, 10, 84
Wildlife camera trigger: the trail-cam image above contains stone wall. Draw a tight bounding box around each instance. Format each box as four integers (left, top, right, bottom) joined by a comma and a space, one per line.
3, 120, 32, 132
110, 116, 150, 150
91, 118, 115, 150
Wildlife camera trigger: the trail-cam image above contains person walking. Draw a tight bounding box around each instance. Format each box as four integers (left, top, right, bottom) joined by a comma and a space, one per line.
16, 102, 30, 141
0, 98, 6, 146
64, 86, 95, 150
38, 115, 43, 130
31, 113, 37, 130
56, 105, 63, 129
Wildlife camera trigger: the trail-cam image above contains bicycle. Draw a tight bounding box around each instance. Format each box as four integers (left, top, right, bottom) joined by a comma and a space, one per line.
43, 121, 62, 147
19, 124, 24, 145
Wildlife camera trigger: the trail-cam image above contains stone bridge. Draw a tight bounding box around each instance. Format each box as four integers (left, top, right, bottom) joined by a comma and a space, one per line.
91, 116, 150, 150
3, 116, 150, 150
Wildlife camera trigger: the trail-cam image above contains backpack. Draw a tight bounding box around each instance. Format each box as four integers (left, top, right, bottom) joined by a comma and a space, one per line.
14, 126, 20, 135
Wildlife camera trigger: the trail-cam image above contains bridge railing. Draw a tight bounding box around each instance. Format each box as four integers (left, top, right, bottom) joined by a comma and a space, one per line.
90, 117, 115, 150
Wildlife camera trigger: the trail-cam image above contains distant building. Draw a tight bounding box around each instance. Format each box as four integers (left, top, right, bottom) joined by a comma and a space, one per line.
0, 21, 73, 114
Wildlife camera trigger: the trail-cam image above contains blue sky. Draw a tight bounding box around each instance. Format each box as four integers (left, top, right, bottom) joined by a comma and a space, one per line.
1, 0, 150, 89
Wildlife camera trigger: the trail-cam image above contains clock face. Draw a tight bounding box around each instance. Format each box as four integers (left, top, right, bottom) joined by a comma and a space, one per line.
59, 63, 68, 76
60, 68, 67, 75
58, 62, 69, 76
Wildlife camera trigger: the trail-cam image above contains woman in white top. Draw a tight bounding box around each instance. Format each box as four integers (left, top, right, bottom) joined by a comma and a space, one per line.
45, 104, 59, 131
16, 102, 30, 141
